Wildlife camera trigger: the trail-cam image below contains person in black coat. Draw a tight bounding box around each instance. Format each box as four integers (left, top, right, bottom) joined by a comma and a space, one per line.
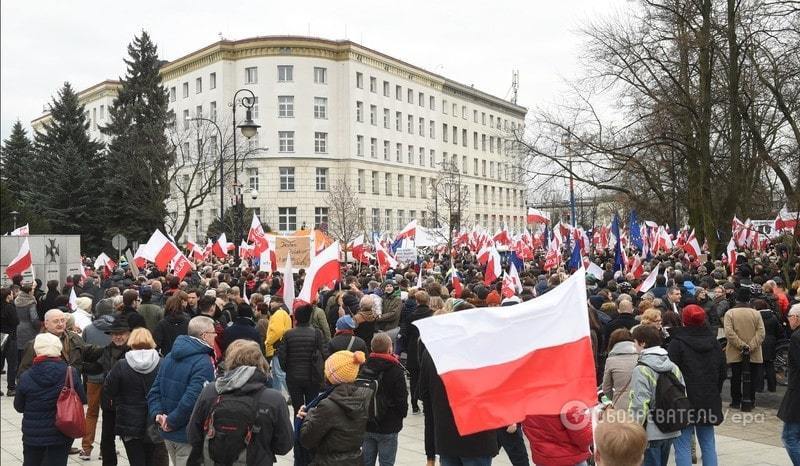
276, 303, 326, 415
153, 295, 190, 357
602, 300, 638, 348
754, 299, 783, 393
667, 305, 726, 466
328, 315, 368, 355
1, 287, 20, 395
116, 290, 147, 331
399, 290, 432, 414
778, 304, 800, 464
220, 303, 264, 355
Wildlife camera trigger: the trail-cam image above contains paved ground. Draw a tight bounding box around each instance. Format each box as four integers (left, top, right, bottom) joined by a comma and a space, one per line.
0, 372, 792, 465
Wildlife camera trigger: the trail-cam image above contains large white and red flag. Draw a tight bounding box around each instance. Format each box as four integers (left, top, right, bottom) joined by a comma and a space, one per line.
297, 241, 340, 305
171, 252, 193, 281
395, 219, 417, 240
682, 229, 701, 258
526, 207, 550, 225
10, 224, 29, 236
212, 233, 229, 259
349, 234, 369, 264
726, 238, 737, 274
94, 253, 117, 275
636, 263, 661, 293
185, 240, 205, 261
248, 213, 269, 256
374, 240, 398, 274
483, 247, 502, 285
143, 231, 179, 272
6, 238, 32, 278
414, 267, 596, 435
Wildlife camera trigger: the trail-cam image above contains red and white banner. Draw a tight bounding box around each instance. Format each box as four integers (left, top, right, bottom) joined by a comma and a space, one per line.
483, 247, 502, 285
6, 238, 32, 278
526, 207, 550, 225
212, 233, 229, 259
10, 224, 29, 236
297, 241, 341, 304
396, 219, 417, 240
636, 263, 661, 293
414, 267, 596, 435
142, 230, 179, 272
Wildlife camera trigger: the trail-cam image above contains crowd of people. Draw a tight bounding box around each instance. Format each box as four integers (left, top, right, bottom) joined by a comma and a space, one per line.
0, 240, 799, 466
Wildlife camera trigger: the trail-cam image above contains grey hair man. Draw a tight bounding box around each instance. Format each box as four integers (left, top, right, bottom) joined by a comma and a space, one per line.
17, 309, 86, 378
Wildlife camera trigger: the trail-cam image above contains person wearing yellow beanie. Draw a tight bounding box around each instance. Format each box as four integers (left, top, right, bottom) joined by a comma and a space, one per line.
325, 350, 366, 384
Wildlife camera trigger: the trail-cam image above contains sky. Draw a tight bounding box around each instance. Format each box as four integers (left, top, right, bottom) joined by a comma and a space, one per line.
0, 0, 632, 141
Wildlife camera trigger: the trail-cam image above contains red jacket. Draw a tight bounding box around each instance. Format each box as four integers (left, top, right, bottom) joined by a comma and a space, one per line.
522, 412, 592, 466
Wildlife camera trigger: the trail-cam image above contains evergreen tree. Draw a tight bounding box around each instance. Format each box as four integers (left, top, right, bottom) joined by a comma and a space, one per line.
102, 30, 173, 244
1, 120, 35, 197
31, 82, 105, 247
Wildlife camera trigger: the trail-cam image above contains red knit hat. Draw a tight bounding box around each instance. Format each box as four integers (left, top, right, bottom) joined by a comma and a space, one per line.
682, 304, 706, 327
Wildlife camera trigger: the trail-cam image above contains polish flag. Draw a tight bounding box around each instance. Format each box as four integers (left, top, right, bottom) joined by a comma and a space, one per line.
68, 287, 77, 311
526, 207, 550, 225
627, 254, 645, 279
185, 240, 205, 261
583, 259, 604, 280
483, 247, 502, 285
375, 240, 398, 274
476, 245, 492, 265
132, 245, 149, 269
501, 273, 516, 298
636, 263, 661, 293
94, 253, 117, 275
493, 224, 511, 246
508, 262, 523, 293
283, 253, 296, 310
349, 234, 368, 264
396, 219, 417, 240
239, 241, 252, 260
143, 230, 179, 272
682, 229, 701, 258
212, 233, 229, 259
171, 252, 193, 281
726, 238, 737, 274
448, 267, 463, 298
5, 238, 32, 278
10, 224, 30, 236
297, 241, 341, 304
414, 267, 596, 435
248, 213, 269, 256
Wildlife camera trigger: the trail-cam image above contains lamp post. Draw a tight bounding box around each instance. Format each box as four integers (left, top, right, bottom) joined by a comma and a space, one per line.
231, 89, 260, 262
10, 211, 19, 231
194, 219, 199, 241
562, 128, 576, 228
188, 117, 224, 224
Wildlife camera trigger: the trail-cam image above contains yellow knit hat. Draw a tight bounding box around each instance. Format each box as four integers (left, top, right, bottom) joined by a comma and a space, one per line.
325, 350, 366, 384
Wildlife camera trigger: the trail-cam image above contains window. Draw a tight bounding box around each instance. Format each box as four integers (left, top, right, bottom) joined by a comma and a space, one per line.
407, 145, 414, 164
278, 96, 294, 117
490, 115, 494, 127
247, 168, 259, 191
443, 124, 448, 142
385, 173, 392, 195
474, 110, 478, 123
278, 131, 294, 152
407, 115, 413, 134
452, 126, 458, 145
482, 134, 487, 152
383, 108, 390, 128
356, 72, 364, 89
383, 80, 390, 97
453, 103, 457, 115
482, 160, 487, 176
314, 97, 327, 119
356, 135, 364, 157
209, 136, 217, 155
315, 132, 327, 153
99, 105, 104, 120
182, 109, 190, 130
490, 136, 495, 153
473, 132, 479, 150
409, 176, 416, 198
395, 85, 402, 100
169, 87, 176, 102
278, 207, 297, 232
315, 168, 328, 191
397, 210, 405, 229
383, 140, 390, 160
385, 209, 392, 231
372, 171, 379, 194
251, 97, 259, 119
358, 169, 365, 193
407, 89, 414, 104
370, 76, 377, 93
429, 149, 435, 168
473, 158, 479, 175
429, 120, 435, 139
370, 138, 377, 158
462, 129, 467, 147
395, 111, 402, 131
210, 72, 216, 89
313, 67, 327, 84
420, 211, 427, 226
397, 175, 404, 196
356, 101, 364, 122
419, 92, 424, 107
210, 101, 217, 120
462, 156, 468, 173
482, 112, 486, 125
418, 147, 425, 166
278, 65, 293, 82
419, 117, 424, 136
429, 96, 435, 110
195, 77, 202, 94
421, 177, 427, 198
195, 105, 203, 118
314, 207, 329, 228
396, 143, 402, 162
245, 67, 258, 84
483, 186, 488, 205
279, 167, 295, 191
443, 99, 448, 114
370, 105, 377, 125
462, 105, 467, 119
182, 82, 189, 98
372, 208, 380, 232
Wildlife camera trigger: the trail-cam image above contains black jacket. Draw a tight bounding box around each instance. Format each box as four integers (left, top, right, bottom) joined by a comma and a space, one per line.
759, 309, 783, 361
328, 332, 367, 355
363, 355, 408, 434
117, 306, 146, 330
402, 304, 432, 370
778, 328, 800, 423
1, 301, 19, 336
277, 325, 325, 387
221, 317, 265, 355
667, 326, 726, 425
103, 350, 161, 437
419, 349, 499, 457
154, 312, 189, 356
602, 313, 638, 347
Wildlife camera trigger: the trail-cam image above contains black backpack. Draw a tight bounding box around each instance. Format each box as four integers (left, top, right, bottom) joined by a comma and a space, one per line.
638, 361, 692, 433
354, 366, 385, 423
203, 388, 265, 465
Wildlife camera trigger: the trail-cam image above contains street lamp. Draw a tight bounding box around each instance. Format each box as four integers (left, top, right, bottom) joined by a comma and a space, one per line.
562, 128, 576, 228
231, 89, 260, 262
10, 211, 19, 230
195, 219, 199, 241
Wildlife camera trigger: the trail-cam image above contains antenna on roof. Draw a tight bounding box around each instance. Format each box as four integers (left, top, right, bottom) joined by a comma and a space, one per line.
511, 70, 519, 104
218, 32, 225, 41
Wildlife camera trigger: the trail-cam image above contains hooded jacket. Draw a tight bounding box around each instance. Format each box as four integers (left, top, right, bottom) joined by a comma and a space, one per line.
14, 358, 87, 446
14, 291, 40, 347
627, 347, 685, 440
299, 382, 374, 465
187, 367, 293, 465
667, 326, 726, 425
103, 349, 162, 437
602, 340, 638, 407
154, 311, 189, 356
147, 335, 215, 443
376, 292, 402, 331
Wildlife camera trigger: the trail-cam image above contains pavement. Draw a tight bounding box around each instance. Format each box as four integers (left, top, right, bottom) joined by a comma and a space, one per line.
0, 371, 792, 465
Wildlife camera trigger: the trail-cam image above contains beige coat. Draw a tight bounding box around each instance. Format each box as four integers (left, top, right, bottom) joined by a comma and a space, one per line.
602, 341, 639, 407
724, 306, 766, 363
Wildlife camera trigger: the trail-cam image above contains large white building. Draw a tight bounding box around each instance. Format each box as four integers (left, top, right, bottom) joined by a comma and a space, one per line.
32, 36, 528, 238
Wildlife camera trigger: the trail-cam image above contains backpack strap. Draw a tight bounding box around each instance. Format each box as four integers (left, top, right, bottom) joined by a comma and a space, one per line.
346, 336, 355, 351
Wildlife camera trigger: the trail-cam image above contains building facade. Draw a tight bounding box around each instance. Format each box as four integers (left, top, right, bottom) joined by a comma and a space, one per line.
32, 36, 528, 238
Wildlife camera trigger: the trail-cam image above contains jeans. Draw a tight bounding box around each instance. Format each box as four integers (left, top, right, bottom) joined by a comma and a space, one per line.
101, 409, 117, 466
362, 431, 399, 466
122, 437, 169, 466
644, 438, 673, 466
23, 442, 71, 466
1, 336, 17, 389
271, 356, 288, 396
675, 425, 717, 466
439, 455, 493, 466
83, 382, 103, 453
497, 425, 530, 466
783, 422, 800, 465
163, 440, 191, 466
730, 362, 762, 407
287, 383, 319, 416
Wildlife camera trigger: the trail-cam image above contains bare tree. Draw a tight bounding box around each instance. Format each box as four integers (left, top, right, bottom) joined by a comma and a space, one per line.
325, 177, 362, 253
427, 158, 471, 251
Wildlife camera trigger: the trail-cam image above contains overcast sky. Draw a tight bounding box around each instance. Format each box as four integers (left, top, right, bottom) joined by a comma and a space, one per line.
1, 0, 630, 140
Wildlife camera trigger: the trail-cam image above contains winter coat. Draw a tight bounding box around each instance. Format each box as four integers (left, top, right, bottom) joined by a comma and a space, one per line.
419, 349, 498, 457
667, 326, 726, 426
265, 308, 291, 358
602, 341, 638, 407
522, 412, 592, 466
363, 354, 408, 434
299, 382, 374, 465
82, 340, 128, 386
187, 367, 293, 465
1, 301, 19, 337
103, 349, 161, 437
39, 289, 60, 320
147, 335, 215, 443
277, 325, 325, 388
311, 306, 332, 345
327, 332, 367, 355
221, 317, 265, 355
154, 312, 189, 356
117, 306, 146, 330
15, 292, 40, 347
759, 309, 783, 361
778, 328, 800, 423
14, 358, 87, 446
602, 313, 638, 347
627, 347, 685, 440
376, 293, 402, 331
402, 304, 432, 370
138, 302, 163, 333
17, 330, 86, 379
724, 306, 766, 363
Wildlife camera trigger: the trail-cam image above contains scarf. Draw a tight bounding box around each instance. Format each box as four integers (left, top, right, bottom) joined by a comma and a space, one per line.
33, 355, 62, 364
369, 352, 400, 365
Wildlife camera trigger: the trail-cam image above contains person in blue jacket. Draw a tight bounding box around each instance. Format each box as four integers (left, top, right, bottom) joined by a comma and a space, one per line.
15, 332, 87, 466
147, 316, 216, 466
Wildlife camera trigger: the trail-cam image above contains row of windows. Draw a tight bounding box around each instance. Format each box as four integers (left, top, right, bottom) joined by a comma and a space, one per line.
473, 184, 525, 208
355, 169, 431, 199
243, 167, 331, 192
363, 208, 429, 233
